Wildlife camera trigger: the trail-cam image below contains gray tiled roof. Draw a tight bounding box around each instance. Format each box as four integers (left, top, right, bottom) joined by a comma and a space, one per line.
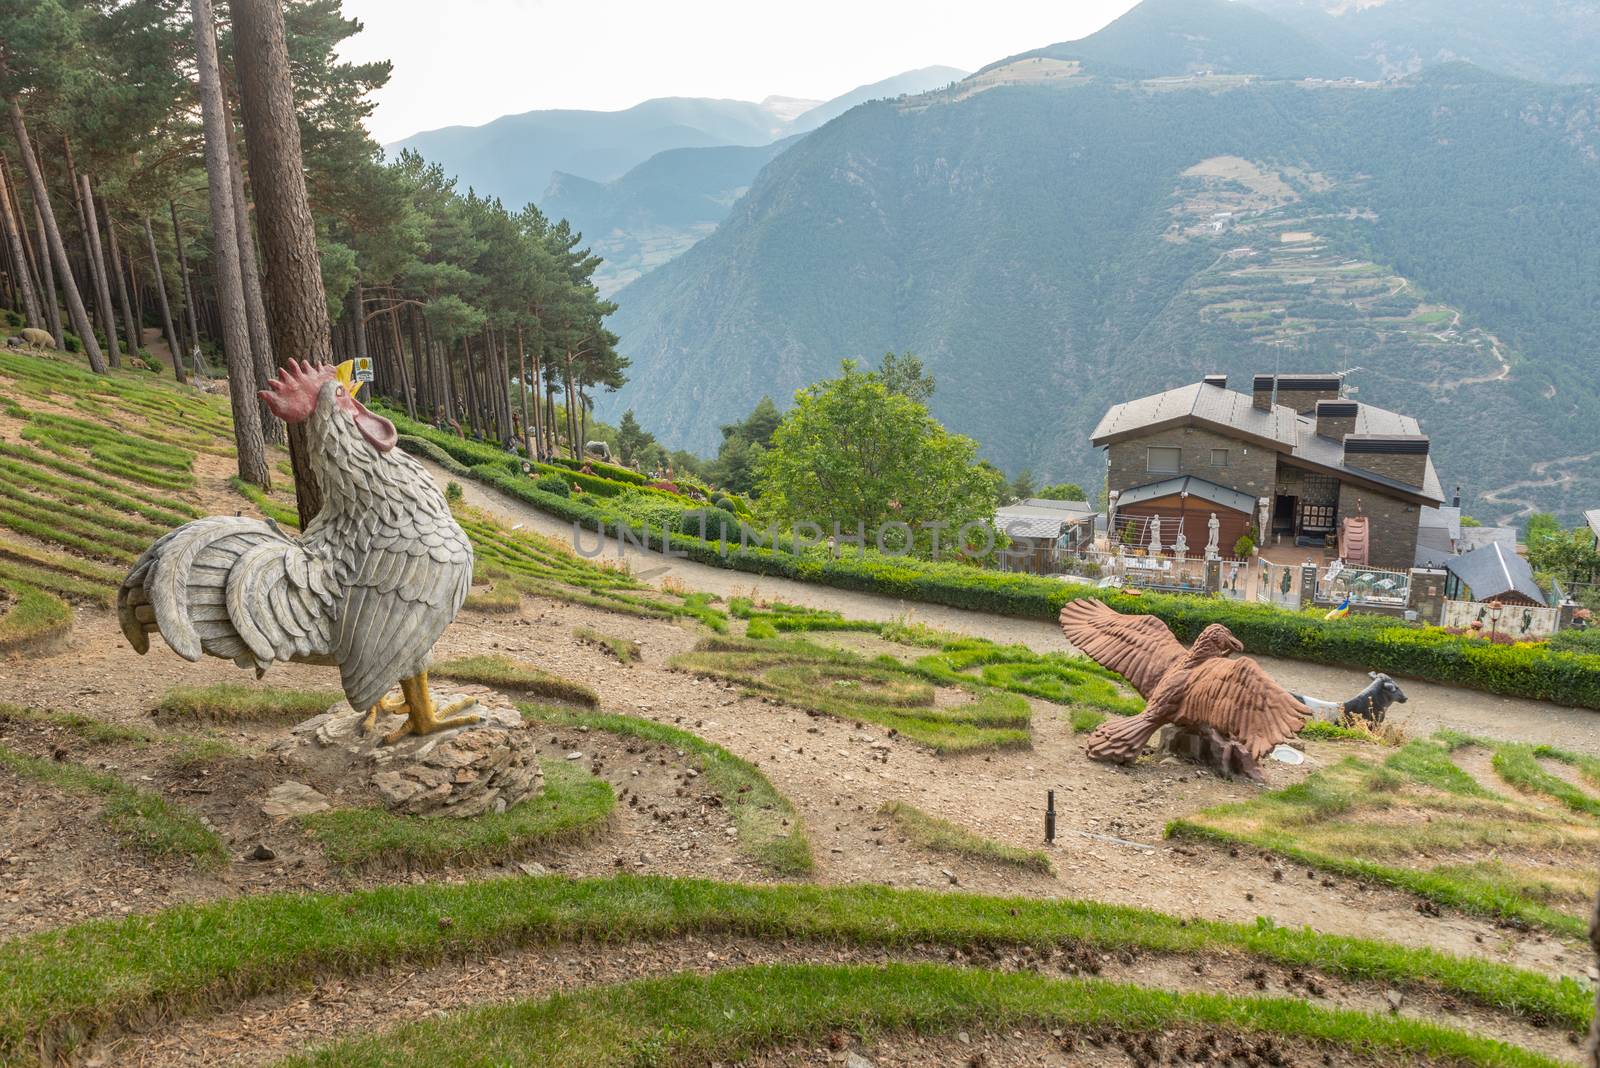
1092, 381, 1443, 505
993, 502, 1096, 541
1414, 523, 1456, 569
1019, 497, 1096, 514
1446, 542, 1545, 604
1419, 506, 1462, 542
1091, 382, 1297, 447
1586, 509, 1600, 541
1115, 475, 1256, 515
1460, 526, 1518, 551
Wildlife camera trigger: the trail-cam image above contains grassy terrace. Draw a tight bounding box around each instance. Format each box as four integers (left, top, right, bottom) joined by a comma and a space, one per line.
302, 760, 614, 871
278, 963, 1568, 1068
521, 703, 813, 875
0, 743, 225, 870
1170, 733, 1600, 938
152, 683, 344, 723
431, 654, 600, 707
0, 350, 225, 653
670, 634, 1033, 753
2, 874, 1590, 1063
880, 800, 1054, 874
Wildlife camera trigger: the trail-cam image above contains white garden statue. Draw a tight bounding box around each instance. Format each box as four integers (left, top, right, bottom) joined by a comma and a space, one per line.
1205, 512, 1221, 560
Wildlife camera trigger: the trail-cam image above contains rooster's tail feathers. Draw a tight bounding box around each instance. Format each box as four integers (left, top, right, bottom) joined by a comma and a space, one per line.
118, 517, 334, 668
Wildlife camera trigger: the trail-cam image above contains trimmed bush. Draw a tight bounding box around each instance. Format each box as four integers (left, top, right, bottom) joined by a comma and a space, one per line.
534, 473, 570, 497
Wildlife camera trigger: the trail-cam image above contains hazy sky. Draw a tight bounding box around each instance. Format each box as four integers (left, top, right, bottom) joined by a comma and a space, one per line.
338, 0, 1142, 144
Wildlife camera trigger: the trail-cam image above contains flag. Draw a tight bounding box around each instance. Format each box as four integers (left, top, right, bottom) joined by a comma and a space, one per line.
1325, 597, 1351, 620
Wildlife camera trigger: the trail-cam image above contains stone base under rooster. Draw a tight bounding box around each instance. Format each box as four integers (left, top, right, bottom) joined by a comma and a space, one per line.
119, 359, 483, 748
270, 698, 544, 819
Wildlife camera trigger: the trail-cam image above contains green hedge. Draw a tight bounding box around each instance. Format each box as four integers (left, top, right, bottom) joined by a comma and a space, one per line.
544, 454, 647, 485
466, 463, 1600, 709
395, 435, 472, 479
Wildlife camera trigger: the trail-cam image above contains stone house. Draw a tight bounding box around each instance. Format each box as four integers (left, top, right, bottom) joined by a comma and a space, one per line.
1091, 373, 1445, 570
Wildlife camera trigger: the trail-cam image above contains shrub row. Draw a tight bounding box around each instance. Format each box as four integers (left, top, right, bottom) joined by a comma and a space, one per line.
468, 463, 1600, 709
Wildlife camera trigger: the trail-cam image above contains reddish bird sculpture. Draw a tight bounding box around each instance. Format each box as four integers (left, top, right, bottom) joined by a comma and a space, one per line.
1059, 598, 1309, 768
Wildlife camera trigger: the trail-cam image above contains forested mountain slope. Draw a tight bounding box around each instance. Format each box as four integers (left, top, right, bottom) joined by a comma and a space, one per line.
603, 65, 1600, 524
987, 0, 1355, 79
1245, 0, 1600, 83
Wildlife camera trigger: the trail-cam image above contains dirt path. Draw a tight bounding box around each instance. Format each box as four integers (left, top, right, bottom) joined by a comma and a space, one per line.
430, 462, 1600, 756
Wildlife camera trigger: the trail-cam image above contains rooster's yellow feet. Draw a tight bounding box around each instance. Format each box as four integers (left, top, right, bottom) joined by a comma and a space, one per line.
380, 672, 482, 746
360, 692, 410, 735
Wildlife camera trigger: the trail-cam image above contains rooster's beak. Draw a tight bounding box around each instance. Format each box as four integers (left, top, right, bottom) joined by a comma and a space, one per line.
334, 359, 364, 399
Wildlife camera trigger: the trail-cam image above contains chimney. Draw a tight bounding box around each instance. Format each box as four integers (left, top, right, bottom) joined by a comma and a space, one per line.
1315, 399, 1358, 441
1343, 434, 1430, 488
1271, 374, 1343, 415
1252, 374, 1275, 412
1203, 373, 1227, 389
1452, 485, 1461, 508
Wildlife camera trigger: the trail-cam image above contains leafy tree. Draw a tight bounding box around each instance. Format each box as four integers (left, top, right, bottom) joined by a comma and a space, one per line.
1008, 469, 1036, 503
1037, 482, 1088, 501
615, 409, 653, 467
1459, 515, 1483, 528
1527, 526, 1600, 587
876, 350, 934, 405
756, 360, 1001, 555
705, 395, 781, 494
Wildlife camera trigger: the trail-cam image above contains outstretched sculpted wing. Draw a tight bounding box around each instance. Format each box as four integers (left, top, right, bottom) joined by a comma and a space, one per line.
1175, 656, 1311, 759
1058, 598, 1186, 697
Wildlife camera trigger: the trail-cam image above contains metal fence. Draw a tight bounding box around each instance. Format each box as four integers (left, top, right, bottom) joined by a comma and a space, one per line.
1317, 560, 1410, 608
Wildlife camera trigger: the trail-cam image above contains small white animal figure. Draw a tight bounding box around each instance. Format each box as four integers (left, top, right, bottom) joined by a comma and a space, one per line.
19, 327, 54, 352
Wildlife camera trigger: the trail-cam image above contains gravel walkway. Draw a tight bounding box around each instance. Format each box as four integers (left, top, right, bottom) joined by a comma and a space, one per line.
432, 463, 1600, 755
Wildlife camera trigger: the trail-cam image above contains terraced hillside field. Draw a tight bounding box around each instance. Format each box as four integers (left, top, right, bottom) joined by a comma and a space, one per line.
0, 342, 1594, 1068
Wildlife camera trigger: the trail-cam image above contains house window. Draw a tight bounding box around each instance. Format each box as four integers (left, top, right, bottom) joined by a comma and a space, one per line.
1209, 448, 1229, 467
1147, 446, 1180, 474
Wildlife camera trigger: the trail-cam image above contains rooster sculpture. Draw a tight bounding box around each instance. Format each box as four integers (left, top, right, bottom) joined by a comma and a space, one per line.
119, 359, 477, 744
1059, 598, 1310, 773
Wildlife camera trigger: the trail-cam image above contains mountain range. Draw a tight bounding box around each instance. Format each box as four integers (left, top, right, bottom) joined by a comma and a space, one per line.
597, 0, 1600, 526
388, 66, 965, 294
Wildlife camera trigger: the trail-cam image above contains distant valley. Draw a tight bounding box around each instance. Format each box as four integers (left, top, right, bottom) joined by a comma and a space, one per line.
388, 67, 966, 293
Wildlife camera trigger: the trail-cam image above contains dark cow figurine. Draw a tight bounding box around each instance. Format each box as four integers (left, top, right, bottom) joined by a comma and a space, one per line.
1294, 672, 1407, 728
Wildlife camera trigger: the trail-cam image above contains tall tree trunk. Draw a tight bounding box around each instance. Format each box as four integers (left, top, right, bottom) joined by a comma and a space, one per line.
29, 195, 61, 345
144, 218, 185, 384
517, 324, 533, 461
222, 96, 281, 444
75, 171, 121, 364
101, 203, 141, 365
1, 157, 45, 313
387, 306, 415, 420
170, 201, 203, 378
191, 0, 270, 488
461, 336, 481, 438
230, 0, 336, 520
6, 100, 104, 371
0, 156, 40, 328
406, 300, 428, 414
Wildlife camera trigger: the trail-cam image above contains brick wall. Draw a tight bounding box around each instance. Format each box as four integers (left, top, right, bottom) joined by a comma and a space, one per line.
1105, 426, 1276, 499
1338, 482, 1421, 571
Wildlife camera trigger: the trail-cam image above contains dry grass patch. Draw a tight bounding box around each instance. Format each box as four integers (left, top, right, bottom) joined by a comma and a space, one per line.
431, 654, 598, 707
880, 800, 1053, 874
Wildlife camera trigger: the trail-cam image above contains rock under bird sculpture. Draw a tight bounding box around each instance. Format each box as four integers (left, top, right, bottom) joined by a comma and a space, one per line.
119, 359, 478, 745
1059, 598, 1310, 778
